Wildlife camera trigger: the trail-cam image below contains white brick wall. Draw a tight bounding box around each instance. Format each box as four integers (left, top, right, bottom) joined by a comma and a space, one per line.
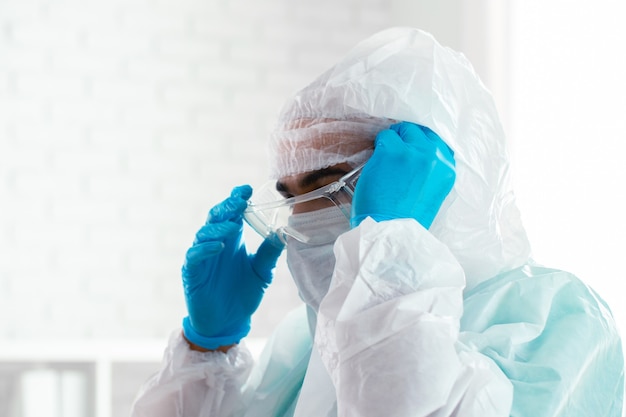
0, 0, 395, 340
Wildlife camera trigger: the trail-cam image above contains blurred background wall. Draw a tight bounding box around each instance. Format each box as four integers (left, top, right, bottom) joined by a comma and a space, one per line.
1, 0, 624, 415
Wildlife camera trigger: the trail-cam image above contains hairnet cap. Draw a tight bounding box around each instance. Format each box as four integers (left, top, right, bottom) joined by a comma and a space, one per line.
268, 27, 460, 180
269, 27, 531, 290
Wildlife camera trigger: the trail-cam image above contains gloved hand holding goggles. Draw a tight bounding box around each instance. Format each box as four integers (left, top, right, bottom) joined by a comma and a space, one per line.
245, 122, 456, 246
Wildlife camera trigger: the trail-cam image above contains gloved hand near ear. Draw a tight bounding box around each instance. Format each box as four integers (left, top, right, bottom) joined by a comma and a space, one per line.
181, 185, 284, 351
351, 122, 456, 229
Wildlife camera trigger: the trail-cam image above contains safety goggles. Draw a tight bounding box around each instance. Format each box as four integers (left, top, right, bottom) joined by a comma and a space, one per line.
243, 164, 363, 245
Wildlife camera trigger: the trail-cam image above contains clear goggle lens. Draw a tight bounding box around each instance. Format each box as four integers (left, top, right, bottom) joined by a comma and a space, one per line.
243, 164, 363, 245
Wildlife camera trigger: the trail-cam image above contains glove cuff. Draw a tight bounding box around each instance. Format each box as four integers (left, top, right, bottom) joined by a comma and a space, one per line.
182, 316, 249, 350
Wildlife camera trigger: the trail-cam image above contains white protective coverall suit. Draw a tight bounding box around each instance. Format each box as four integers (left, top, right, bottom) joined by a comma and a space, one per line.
131, 27, 625, 417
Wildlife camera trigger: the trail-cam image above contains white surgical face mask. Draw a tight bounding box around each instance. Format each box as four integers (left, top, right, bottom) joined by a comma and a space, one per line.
286, 206, 350, 312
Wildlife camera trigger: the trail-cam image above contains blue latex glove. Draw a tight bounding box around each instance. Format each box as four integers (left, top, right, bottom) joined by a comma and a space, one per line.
181, 185, 284, 350
351, 122, 456, 229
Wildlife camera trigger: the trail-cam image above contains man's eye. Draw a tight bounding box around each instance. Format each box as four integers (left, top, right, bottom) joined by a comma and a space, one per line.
275, 181, 294, 199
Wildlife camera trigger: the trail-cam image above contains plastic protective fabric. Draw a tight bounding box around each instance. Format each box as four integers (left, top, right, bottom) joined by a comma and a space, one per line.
131, 218, 623, 417
131, 27, 624, 417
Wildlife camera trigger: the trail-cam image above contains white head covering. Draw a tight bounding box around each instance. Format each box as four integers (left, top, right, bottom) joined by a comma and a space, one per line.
268, 27, 531, 290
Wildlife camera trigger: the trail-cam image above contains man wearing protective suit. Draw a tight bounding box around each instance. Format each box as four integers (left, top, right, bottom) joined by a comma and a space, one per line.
131, 27, 624, 417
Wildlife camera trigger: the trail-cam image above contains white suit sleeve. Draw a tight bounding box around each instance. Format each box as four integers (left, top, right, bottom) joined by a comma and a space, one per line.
315, 217, 513, 417
130, 330, 254, 417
